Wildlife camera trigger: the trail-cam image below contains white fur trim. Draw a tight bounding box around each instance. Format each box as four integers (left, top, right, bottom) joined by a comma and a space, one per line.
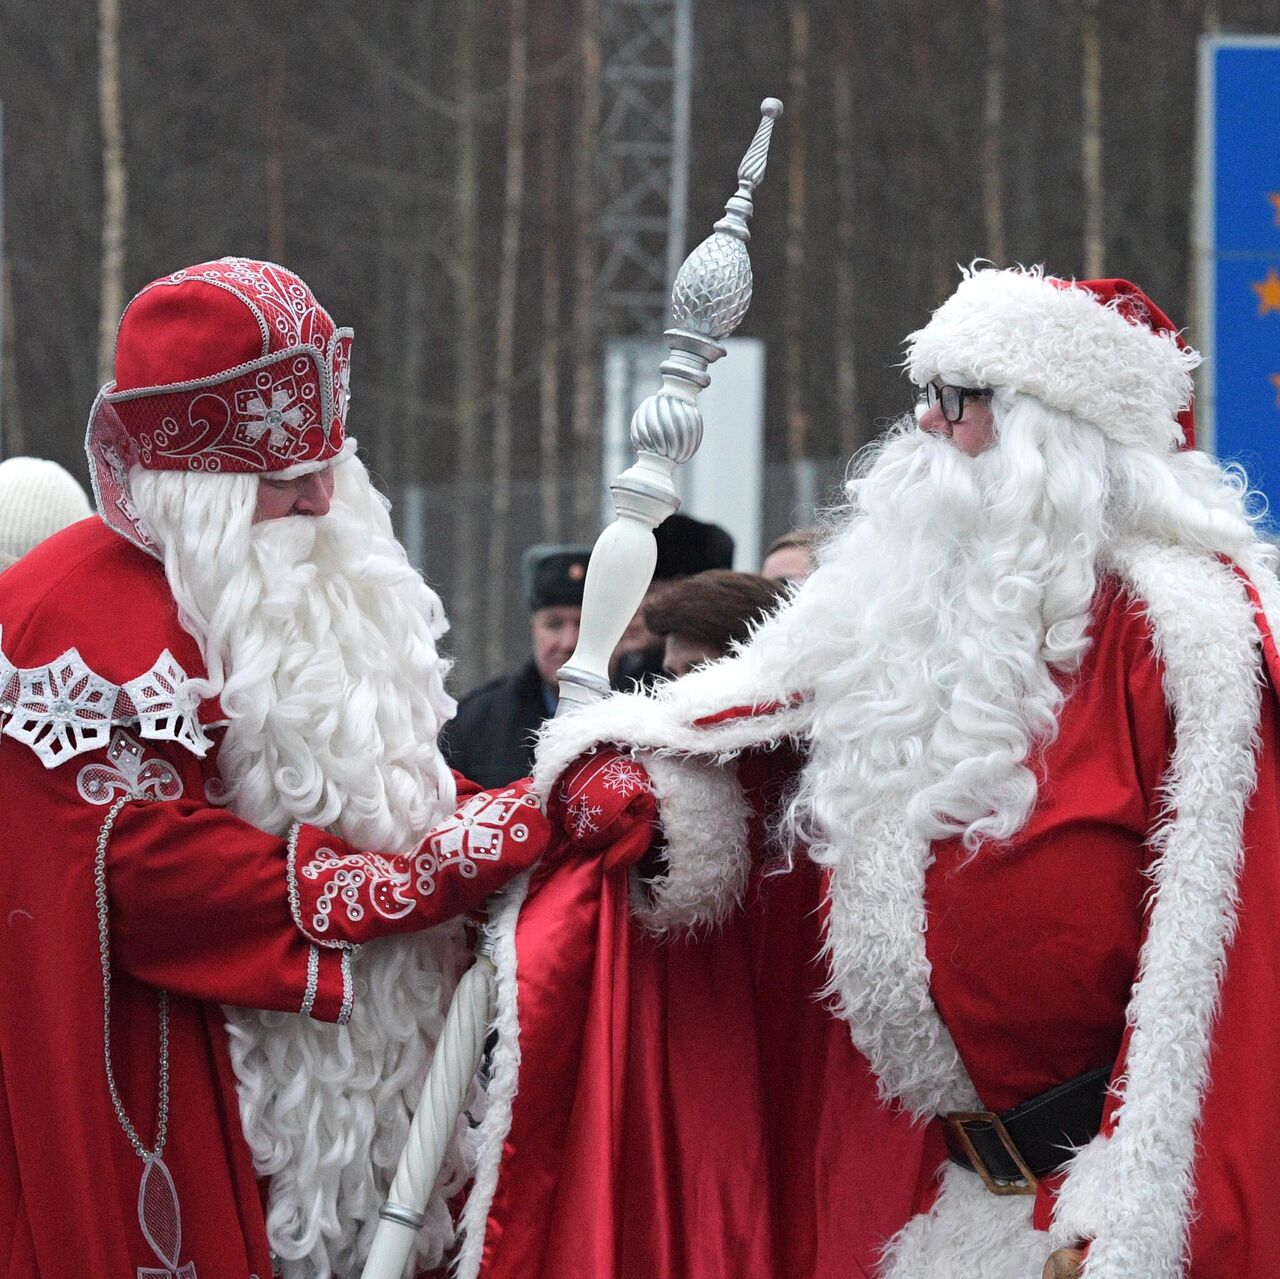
905, 268, 1198, 453
531, 652, 810, 802
879, 1164, 1047, 1279
454, 872, 529, 1279
824, 808, 980, 1117
532, 653, 808, 937
631, 752, 753, 936
1049, 542, 1262, 1277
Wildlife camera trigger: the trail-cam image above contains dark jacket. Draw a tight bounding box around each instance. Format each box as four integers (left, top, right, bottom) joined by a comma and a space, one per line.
442, 658, 553, 789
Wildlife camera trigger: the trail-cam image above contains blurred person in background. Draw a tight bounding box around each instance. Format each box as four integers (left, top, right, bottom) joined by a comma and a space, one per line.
442, 543, 593, 787
0, 258, 564, 1279
642, 568, 786, 677
761, 525, 818, 584
0, 455, 91, 570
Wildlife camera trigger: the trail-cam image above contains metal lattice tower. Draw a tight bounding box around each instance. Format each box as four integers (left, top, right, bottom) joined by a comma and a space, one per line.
599, 0, 692, 336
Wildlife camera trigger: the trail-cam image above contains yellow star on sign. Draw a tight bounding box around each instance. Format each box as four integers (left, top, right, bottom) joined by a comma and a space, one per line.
1269, 192, 1280, 227
1272, 373, 1280, 410
1253, 267, 1280, 316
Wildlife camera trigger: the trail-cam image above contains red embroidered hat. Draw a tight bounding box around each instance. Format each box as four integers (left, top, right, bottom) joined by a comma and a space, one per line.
85, 258, 354, 552
905, 266, 1200, 452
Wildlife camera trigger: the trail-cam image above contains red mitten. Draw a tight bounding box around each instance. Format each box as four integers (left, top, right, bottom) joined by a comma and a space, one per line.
290, 777, 552, 944
549, 750, 658, 871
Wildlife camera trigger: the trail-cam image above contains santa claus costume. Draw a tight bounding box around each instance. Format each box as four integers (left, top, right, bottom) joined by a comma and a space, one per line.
453, 268, 1280, 1278
0, 259, 554, 1278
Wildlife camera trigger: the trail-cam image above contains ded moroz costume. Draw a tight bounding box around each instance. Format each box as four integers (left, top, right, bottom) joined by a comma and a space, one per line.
0, 259, 556, 1278
450, 268, 1280, 1278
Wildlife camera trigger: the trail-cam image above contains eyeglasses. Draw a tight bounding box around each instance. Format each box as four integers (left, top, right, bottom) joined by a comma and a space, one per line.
919, 382, 994, 423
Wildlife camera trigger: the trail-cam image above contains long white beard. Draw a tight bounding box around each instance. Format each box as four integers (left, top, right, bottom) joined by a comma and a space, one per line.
768, 398, 1109, 860
748, 392, 1274, 870
131, 459, 470, 1278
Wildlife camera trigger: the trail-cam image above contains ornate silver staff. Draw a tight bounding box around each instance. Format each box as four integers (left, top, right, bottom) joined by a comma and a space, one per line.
360, 97, 782, 1279
556, 96, 783, 712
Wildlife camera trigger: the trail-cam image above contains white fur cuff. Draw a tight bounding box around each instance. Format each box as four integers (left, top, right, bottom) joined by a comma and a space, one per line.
631, 752, 753, 936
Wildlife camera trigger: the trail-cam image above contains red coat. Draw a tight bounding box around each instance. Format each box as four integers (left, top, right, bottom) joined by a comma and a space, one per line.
455, 544, 1280, 1279
0, 518, 548, 1277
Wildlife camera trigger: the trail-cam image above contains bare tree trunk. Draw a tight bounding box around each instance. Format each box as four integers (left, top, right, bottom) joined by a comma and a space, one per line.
1187, 0, 1219, 417
1007, 5, 1040, 264
1143, 0, 1168, 301
401, 225, 428, 556
373, 56, 400, 481
1081, 0, 1104, 277
485, 0, 529, 673
264, 5, 288, 263
832, 4, 861, 459
454, 0, 484, 687
982, 0, 1007, 265
97, 0, 127, 385
399, 10, 436, 575
569, 0, 602, 536
2, 256, 24, 455
911, 5, 949, 302
784, 0, 810, 474
538, 79, 564, 540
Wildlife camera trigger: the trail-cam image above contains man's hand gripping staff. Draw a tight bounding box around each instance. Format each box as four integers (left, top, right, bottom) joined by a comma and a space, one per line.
290, 778, 552, 946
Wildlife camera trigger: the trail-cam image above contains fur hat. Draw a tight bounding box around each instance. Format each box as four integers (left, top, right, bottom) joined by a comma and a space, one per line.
524, 544, 592, 611
0, 457, 92, 569
905, 266, 1200, 451
653, 512, 735, 580
84, 257, 353, 553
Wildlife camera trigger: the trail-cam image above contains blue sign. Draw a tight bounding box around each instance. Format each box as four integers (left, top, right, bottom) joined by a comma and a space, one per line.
1201, 37, 1280, 518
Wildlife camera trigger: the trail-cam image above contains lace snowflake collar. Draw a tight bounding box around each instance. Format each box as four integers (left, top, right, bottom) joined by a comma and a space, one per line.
0, 623, 215, 769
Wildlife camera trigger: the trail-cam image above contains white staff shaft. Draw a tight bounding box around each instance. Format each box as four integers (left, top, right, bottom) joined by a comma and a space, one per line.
360, 954, 496, 1279
555, 454, 677, 713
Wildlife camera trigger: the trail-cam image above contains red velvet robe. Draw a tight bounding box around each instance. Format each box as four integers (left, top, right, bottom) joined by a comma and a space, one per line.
0, 519, 544, 1277
461, 556, 1280, 1279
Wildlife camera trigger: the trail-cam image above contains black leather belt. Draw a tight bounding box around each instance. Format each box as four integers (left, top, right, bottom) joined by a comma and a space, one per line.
942, 1065, 1113, 1196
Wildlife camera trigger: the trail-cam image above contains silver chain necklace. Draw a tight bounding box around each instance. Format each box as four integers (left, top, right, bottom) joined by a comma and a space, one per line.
95, 795, 195, 1277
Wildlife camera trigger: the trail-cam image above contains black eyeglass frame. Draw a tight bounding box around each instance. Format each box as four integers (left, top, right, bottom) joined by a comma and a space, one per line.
920, 381, 994, 424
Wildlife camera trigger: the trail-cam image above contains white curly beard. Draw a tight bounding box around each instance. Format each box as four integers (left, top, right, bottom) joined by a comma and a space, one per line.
755, 391, 1273, 869
130, 458, 472, 1278
771, 396, 1109, 859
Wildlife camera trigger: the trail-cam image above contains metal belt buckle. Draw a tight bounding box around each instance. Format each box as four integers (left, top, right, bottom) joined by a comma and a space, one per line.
946, 1111, 1039, 1197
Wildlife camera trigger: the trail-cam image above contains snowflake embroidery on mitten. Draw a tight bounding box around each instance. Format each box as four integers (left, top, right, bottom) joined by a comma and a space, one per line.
568, 797, 604, 839
599, 756, 648, 797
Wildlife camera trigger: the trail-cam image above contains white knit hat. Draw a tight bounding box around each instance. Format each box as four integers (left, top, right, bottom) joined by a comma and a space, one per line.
0, 457, 93, 569
905, 266, 1201, 452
